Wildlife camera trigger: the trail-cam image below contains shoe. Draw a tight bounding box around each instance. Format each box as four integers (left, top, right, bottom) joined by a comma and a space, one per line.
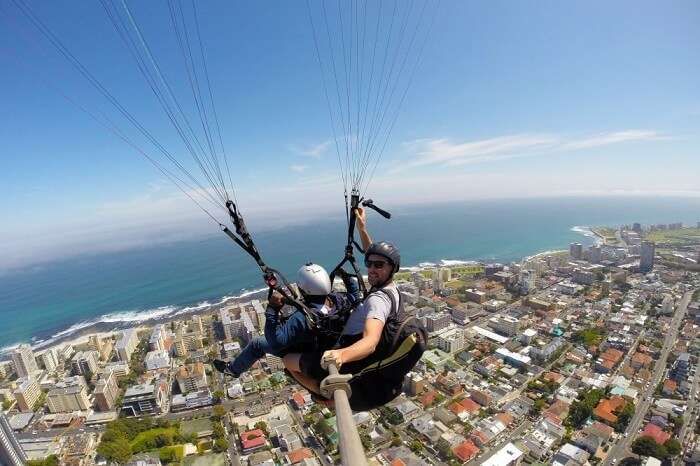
213, 359, 239, 378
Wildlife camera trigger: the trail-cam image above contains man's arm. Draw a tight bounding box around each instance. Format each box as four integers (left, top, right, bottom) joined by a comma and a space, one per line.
355, 207, 373, 251
338, 319, 384, 363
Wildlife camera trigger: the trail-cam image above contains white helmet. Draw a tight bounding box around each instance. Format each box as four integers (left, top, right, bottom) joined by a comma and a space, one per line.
297, 263, 332, 299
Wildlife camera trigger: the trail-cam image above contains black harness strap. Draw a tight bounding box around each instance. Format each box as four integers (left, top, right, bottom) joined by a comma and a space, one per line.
329, 192, 392, 299
222, 200, 318, 328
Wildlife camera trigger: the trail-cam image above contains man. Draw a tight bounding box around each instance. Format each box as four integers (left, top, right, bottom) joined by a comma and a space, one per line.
284, 222, 424, 410
213, 263, 360, 377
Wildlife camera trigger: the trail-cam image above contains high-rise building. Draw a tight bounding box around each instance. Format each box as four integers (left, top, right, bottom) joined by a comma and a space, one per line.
436, 329, 465, 354
47, 377, 90, 413
569, 243, 583, 260
71, 351, 99, 378
220, 306, 255, 343
39, 348, 59, 373
13, 377, 41, 413
640, 241, 655, 273
94, 370, 120, 412
488, 316, 521, 337
0, 412, 28, 466
192, 314, 205, 334
176, 363, 208, 394
115, 328, 139, 362
632, 223, 642, 233
425, 313, 450, 332
12, 344, 39, 379
148, 324, 167, 352
588, 245, 602, 264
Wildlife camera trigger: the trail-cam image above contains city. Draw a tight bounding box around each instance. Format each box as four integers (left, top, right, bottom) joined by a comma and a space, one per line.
2, 222, 700, 466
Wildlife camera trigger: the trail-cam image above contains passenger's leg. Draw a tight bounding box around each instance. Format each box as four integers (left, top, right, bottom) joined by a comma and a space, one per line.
283, 353, 322, 395
228, 336, 271, 376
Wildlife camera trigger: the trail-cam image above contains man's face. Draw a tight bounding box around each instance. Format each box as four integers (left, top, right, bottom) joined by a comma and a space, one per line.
366, 254, 392, 286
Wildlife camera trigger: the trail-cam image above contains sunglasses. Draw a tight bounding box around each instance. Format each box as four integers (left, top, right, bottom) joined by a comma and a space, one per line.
365, 259, 389, 269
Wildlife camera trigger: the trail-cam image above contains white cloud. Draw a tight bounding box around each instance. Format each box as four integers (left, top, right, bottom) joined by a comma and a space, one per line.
290, 164, 308, 173
399, 130, 663, 170
290, 140, 333, 158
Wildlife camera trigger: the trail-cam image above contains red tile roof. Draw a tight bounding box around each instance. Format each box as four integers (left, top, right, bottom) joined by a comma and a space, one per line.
460, 398, 481, 413
642, 423, 671, 445
240, 429, 266, 451
287, 448, 314, 464
593, 396, 626, 424
452, 439, 480, 462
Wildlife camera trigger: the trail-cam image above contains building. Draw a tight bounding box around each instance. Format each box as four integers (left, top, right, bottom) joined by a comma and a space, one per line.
11, 344, 39, 379
240, 429, 267, 453
173, 328, 204, 357
640, 241, 655, 273
220, 306, 255, 343
588, 245, 602, 264
488, 316, 520, 337
103, 362, 130, 379
39, 349, 59, 373
572, 269, 595, 285
436, 328, 465, 354
530, 337, 565, 364
569, 243, 583, 260
176, 363, 208, 394
0, 412, 28, 466
425, 313, 451, 333
192, 315, 205, 333
47, 378, 90, 413
121, 383, 166, 417
71, 351, 99, 378
94, 370, 120, 412
222, 342, 241, 359
144, 350, 170, 371
450, 307, 470, 325
116, 328, 139, 362
482, 442, 524, 466
670, 353, 690, 382
464, 288, 487, 304
13, 377, 41, 413
171, 389, 213, 412
149, 324, 167, 351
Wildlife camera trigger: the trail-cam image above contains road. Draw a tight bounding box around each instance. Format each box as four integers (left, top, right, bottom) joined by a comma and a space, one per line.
287, 403, 333, 466
676, 347, 700, 464
602, 290, 693, 465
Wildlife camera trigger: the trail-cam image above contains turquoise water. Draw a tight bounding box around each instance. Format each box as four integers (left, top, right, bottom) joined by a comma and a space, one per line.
1, 196, 698, 350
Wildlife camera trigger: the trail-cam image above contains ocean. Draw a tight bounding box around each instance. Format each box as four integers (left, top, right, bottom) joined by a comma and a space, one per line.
1, 196, 698, 352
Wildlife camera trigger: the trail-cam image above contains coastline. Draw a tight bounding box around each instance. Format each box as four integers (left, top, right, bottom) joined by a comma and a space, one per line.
1, 224, 597, 358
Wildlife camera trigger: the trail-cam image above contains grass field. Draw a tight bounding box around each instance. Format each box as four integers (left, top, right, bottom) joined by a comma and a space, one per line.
183, 453, 226, 466
644, 227, 700, 246
180, 418, 213, 437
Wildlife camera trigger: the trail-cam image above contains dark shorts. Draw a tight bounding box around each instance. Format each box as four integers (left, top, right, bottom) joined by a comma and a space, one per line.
299, 332, 425, 411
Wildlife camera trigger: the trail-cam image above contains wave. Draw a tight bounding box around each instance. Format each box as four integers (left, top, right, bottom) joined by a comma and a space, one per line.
571, 225, 604, 245
2, 286, 271, 356
438, 259, 479, 266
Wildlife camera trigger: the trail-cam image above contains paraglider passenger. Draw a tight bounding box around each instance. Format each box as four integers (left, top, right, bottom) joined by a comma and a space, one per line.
213, 263, 360, 378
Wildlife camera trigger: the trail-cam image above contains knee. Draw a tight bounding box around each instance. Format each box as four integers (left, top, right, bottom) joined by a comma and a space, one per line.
283, 353, 302, 372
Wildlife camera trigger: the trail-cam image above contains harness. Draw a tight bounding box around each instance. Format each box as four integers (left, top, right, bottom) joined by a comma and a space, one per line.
329, 191, 391, 300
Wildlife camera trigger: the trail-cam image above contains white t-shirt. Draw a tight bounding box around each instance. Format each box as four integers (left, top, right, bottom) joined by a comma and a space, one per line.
342, 283, 399, 335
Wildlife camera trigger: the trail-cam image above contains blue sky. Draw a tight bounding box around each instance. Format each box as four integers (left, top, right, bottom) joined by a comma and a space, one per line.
1, 0, 699, 270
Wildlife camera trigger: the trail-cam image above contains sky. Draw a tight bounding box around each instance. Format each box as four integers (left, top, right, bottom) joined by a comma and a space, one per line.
1, 0, 699, 272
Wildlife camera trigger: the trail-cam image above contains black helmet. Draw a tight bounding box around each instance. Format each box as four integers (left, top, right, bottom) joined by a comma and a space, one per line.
365, 241, 401, 273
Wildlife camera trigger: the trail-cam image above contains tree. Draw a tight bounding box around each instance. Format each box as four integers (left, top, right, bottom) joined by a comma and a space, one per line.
409, 440, 424, 453
254, 421, 269, 436
2, 399, 12, 411
213, 438, 229, 453
27, 456, 60, 466
212, 422, 226, 439
211, 404, 226, 420
391, 436, 402, 447
664, 438, 681, 456
631, 436, 667, 459
97, 436, 132, 464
